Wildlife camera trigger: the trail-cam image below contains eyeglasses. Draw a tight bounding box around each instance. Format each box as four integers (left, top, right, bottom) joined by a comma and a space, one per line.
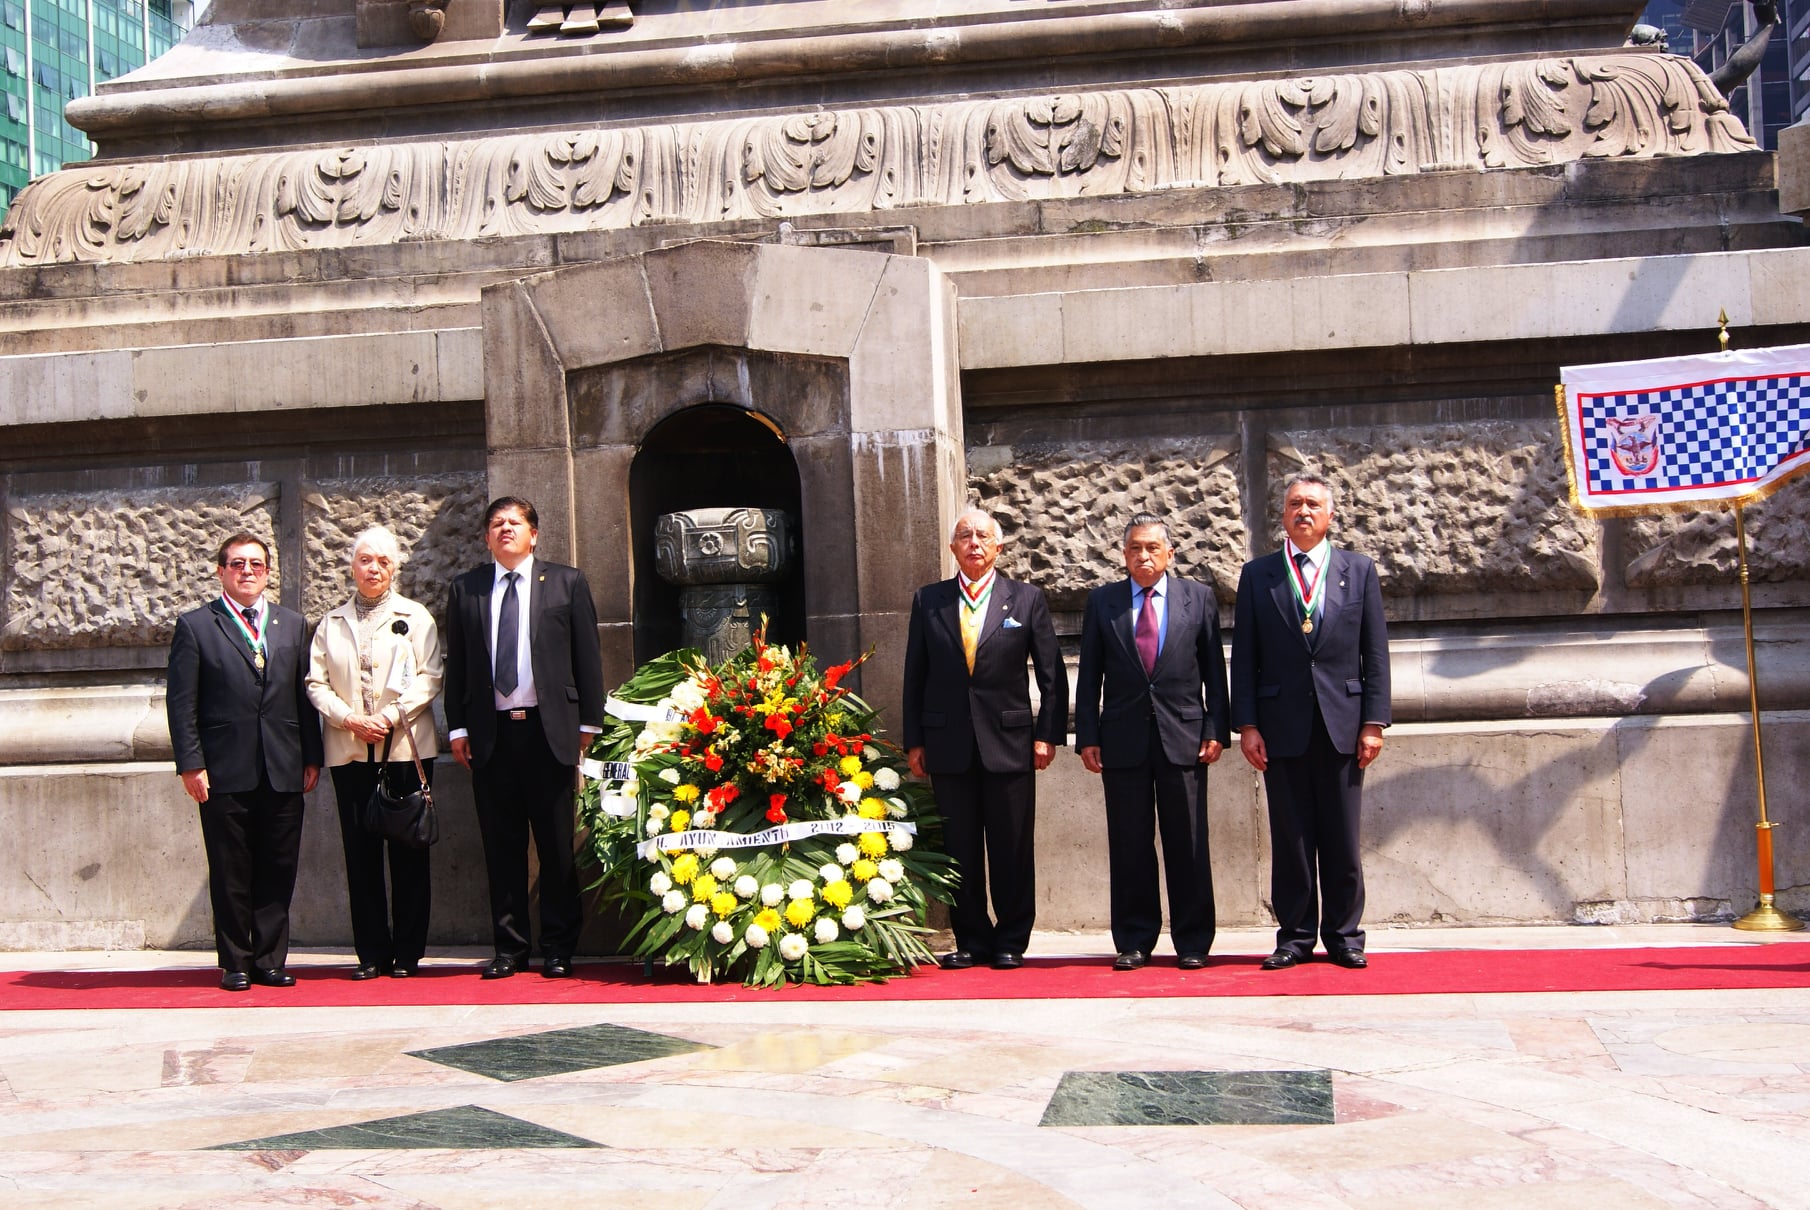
952, 529, 997, 543
225, 559, 269, 573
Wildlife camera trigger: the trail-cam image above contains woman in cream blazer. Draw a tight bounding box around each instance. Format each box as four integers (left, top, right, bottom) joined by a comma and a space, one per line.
306, 525, 444, 979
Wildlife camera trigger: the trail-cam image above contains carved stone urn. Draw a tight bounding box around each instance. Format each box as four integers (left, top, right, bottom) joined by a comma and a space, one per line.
654, 508, 795, 664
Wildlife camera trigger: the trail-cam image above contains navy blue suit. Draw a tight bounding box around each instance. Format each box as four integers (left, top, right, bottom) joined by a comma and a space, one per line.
1230, 547, 1390, 956
1075, 575, 1229, 956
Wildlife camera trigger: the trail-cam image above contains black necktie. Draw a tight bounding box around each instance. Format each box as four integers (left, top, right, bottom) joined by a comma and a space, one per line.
240, 607, 258, 633
494, 572, 520, 696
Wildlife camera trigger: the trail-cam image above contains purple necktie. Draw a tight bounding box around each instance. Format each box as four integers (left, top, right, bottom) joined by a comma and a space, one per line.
1135, 587, 1159, 676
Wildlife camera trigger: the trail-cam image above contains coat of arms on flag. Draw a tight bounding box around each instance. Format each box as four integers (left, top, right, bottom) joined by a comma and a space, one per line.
1558, 343, 1810, 517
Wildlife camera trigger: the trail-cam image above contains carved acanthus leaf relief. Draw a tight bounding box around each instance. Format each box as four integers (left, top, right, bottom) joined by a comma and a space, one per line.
0, 52, 1753, 265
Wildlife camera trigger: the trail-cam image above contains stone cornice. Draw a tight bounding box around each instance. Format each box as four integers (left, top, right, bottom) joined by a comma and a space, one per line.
3, 52, 1752, 268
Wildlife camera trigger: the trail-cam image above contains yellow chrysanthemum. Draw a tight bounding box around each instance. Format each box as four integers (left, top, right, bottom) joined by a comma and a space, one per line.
857, 797, 887, 820
852, 771, 874, 789
672, 785, 701, 804
851, 858, 878, 882
838, 755, 862, 776
692, 874, 718, 902
822, 879, 854, 909
784, 897, 815, 928
668, 809, 691, 833
857, 831, 889, 857
710, 892, 738, 918
671, 853, 700, 884
754, 907, 782, 932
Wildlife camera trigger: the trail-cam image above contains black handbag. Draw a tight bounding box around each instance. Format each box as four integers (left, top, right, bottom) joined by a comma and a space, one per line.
360, 719, 439, 849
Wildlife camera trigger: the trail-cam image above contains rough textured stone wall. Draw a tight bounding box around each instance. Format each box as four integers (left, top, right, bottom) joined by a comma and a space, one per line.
3, 486, 281, 650
968, 439, 1247, 610
301, 474, 487, 620
1270, 423, 1601, 595
1625, 478, 1810, 587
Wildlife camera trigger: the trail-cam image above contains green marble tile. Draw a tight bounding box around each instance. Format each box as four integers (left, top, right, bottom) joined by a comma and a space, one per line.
408, 1021, 713, 1082
1039, 1069, 1334, 1127
211, 1104, 600, 1150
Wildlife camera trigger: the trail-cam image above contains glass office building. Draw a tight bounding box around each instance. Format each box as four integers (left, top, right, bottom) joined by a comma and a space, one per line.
1, 0, 194, 210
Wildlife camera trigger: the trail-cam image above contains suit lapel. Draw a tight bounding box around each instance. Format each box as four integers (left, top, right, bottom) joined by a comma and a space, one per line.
1154, 578, 1191, 674
934, 578, 963, 653
1265, 554, 1308, 650
1318, 548, 1346, 642
977, 577, 1010, 654
1110, 580, 1138, 665
211, 600, 261, 677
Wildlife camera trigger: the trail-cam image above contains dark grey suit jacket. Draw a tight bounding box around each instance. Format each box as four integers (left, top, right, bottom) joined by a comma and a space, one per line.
166, 598, 324, 795
1229, 547, 1391, 758
443, 559, 605, 768
1074, 575, 1230, 768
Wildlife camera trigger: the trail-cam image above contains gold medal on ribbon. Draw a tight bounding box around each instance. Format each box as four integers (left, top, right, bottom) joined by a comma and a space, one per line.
1301, 618, 1313, 634
254, 650, 266, 671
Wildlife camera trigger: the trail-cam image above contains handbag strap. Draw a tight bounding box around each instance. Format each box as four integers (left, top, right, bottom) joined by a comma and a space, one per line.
390, 709, 431, 794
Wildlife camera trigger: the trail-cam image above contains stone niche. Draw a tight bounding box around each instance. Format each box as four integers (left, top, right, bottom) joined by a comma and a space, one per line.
479, 238, 965, 717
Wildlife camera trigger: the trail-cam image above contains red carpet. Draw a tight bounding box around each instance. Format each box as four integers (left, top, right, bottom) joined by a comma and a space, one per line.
4, 944, 1809, 1010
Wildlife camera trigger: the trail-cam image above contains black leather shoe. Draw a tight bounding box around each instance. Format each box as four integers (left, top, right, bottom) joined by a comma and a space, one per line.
1113, 950, 1148, 971
219, 970, 250, 992
390, 963, 417, 979
542, 958, 574, 979
1329, 948, 1368, 969
1177, 952, 1207, 971
990, 952, 1024, 970
350, 963, 387, 981
937, 950, 977, 970
250, 968, 296, 988
481, 956, 520, 980
1260, 950, 1301, 971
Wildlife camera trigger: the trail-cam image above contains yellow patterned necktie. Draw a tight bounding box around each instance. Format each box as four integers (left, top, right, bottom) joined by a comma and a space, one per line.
960, 602, 980, 672
959, 572, 993, 673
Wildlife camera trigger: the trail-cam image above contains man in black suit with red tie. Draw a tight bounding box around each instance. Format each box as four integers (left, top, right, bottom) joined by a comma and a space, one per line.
1231, 473, 1391, 971
903, 509, 1066, 971
1075, 514, 1229, 972
445, 496, 605, 980
166, 533, 323, 992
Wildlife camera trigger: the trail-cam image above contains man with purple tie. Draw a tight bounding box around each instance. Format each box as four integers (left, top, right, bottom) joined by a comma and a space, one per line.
1075, 515, 1229, 972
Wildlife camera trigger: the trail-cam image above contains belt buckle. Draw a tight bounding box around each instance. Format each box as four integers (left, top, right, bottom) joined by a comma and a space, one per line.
508, 709, 528, 721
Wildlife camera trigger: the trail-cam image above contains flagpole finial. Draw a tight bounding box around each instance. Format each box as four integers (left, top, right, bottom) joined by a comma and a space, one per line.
1719, 309, 1731, 353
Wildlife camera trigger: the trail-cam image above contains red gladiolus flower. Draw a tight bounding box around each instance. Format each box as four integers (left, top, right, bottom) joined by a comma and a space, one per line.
823, 661, 853, 690
690, 707, 717, 735
812, 742, 828, 757
767, 794, 788, 823
703, 751, 724, 772
765, 713, 794, 740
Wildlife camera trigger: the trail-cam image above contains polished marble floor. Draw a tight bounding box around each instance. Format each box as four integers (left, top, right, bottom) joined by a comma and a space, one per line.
1, 925, 1807, 1208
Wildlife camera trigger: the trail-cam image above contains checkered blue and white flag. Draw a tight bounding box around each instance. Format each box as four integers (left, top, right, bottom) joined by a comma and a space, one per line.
1559, 344, 1810, 517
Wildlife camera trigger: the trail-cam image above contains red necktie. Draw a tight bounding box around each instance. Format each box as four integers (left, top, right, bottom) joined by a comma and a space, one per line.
1135, 587, 1159, 677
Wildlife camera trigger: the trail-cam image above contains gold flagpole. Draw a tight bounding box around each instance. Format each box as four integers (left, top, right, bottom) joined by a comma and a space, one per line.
1722, 311, 1804, 931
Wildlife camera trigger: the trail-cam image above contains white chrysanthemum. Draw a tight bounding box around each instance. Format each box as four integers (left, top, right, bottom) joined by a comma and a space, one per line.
745, 923, 770, 948
696, 847, 717, 860
648, 803, 669, 820
649, 871, 673, 895
886, 797, 908, 818
818, 863, 843, 884
873, 767, 901, 791
878, 859, 904, 884
669, 679, 708, 713
621, 779, 639, 798
734, 874, 759, 899
658, 767, 682, 785
891, 829, 914, 852
645, 819, 664, 837
710, 920, 734, 945
778, 933, 808, 961
841, 905, 866, 931
760, 882, 785, 907
835, 842, 859, 865
813, 917, 839, 944
866, 877, 894, 904
661, 890, 687, 914
694, 811, 717, 829
710, 856, 737, 880
836, 781, 863, 803
787, 879, 814, 901
863, 744, 881, 762
685, 903, 708, 930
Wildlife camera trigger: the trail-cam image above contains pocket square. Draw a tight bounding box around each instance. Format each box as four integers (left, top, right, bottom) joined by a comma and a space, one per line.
1001, 616, 1023, 629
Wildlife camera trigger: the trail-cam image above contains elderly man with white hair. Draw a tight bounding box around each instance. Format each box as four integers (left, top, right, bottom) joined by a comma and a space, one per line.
902, 508, 1066, 971
306, 524, 445, 980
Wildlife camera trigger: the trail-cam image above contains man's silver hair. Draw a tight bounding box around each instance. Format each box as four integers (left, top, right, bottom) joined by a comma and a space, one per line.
349, 524, 405, 566
1122, 513, 1170, 546
950, 508, 1002, 543
1281, 472, 1337, 512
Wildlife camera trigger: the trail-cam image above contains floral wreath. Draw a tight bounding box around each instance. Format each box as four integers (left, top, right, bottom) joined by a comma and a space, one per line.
578, 633, 955, 985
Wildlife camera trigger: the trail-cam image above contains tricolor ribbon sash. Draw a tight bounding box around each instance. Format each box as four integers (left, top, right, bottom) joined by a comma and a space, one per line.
1559, 344, 1810, 516
1284, 543, 1325, 617
637, 817, 918, 859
